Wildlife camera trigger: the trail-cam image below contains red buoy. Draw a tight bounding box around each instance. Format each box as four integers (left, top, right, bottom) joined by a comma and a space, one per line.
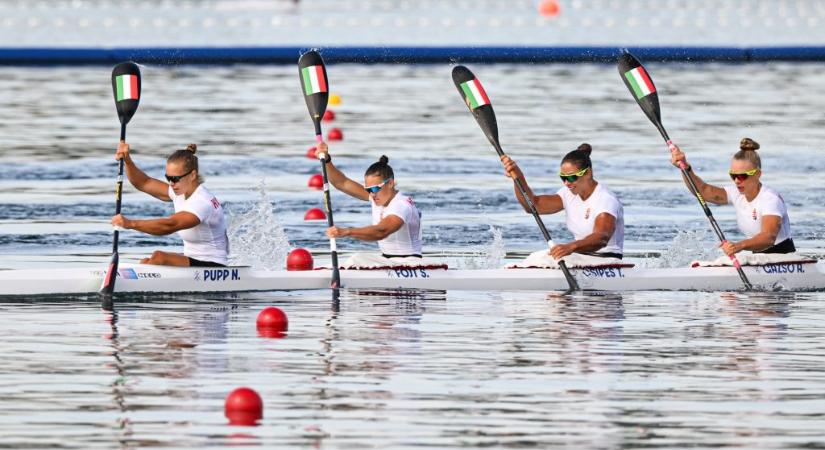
307, 173, 323, 190
287, 248, 314, 270
225, 387, 263, 426
327, 128, 343, 141
306, 146, 317, 159
256, 306, 288, 339
303, 208, 326, 221
322, 110, 336, 122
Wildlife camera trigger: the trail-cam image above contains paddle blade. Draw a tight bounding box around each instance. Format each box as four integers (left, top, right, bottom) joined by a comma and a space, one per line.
99, 251, 119, 296
618, 52, 668, 140
111, 62, 141, 126
298, 50, 329, 138
451, 65, 502, 155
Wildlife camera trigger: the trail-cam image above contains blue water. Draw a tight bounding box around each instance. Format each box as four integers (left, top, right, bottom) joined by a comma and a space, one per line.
1, 62, 824, 448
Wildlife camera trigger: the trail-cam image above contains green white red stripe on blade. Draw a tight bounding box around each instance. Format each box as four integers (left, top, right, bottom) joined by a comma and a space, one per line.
115, 74, 139, 101
460, 79, 490, 109
624, 67, 655, 99
301, 65, 327, 95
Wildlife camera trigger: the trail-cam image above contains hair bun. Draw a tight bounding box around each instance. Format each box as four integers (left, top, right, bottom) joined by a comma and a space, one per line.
739, 138, 759, 152
576, 143, 592, 156
185, 143, 198, 154
378, 155, 389, 164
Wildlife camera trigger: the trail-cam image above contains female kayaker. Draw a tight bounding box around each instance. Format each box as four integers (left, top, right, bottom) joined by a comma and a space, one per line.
501, 143, 624, 260
670, 138, 794, 255
110, 142, 228, 267
320, 142, 422, 258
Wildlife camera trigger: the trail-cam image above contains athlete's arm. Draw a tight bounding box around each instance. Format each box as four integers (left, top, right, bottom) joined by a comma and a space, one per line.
326, 215, 404, 242
112, 211, 200, 236
116, 142, 171, 202
501, 155, 564, 214
669, 144, 727, 205
550, 212, 616, 259
722, 215, 781, 255
317, 142, 370, 201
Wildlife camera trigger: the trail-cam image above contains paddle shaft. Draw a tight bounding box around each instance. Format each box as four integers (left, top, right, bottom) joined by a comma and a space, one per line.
492, 142, 580, 291
655, 129, 753, 289
315, 137, 341, 289
111, 124, 127, 254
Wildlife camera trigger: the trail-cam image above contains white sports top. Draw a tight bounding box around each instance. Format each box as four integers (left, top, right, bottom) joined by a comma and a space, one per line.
370, 192, 423, 256
169, 184, 228, 265
556, 183, 624, 255
723, 184, 792, 245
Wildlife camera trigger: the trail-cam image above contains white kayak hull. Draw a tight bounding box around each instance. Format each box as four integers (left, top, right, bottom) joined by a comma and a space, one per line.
1, 261, 824, 296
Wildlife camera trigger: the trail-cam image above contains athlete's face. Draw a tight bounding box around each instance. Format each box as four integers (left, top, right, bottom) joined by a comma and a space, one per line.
364, 174, 394, 206
166, 161, 197, 196
559, 161, 591, 197
729, 159, 760, 194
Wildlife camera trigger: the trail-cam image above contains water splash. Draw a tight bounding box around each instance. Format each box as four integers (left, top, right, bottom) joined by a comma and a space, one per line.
226, 181, 292, 270
453, 225, 506, 269
646, 229, 720, 268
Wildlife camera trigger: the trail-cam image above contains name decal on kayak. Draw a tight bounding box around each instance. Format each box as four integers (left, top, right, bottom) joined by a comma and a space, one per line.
389, 268, 429, 279
200, 269, 240, 282
761, 263, 805, 274
581, 267, 625, 278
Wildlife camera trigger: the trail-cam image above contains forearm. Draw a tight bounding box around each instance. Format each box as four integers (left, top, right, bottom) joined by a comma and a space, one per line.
127, 217, 180, 236
734, 233, 776, 252
568, 232, 610, 254
340, 225, 392, 242
511, 176, 536, 212
123, 158, 152, 191
325, 162, 348, 189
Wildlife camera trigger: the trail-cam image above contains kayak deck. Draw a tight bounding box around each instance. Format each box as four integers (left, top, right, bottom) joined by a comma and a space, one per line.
1, 261, 824, 296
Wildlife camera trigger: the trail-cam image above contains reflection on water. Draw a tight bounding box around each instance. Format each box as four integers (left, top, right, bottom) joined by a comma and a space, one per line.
4, 290, 822, 447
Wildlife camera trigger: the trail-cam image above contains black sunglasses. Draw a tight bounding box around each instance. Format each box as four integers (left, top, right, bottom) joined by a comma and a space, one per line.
165, 169, 193, 183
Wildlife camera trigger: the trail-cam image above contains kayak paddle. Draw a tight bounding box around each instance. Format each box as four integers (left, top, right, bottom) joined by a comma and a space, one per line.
299, 49, 341, 290
100, 61, 141, 300
617, 52, 753, 290
451, 65, 580, 293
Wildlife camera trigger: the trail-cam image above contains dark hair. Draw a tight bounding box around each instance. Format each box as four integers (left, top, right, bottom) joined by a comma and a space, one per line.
365, 155, 394, 180
561, 143, 592, 170
167, 143, 203, 183
733, 137, 761, 169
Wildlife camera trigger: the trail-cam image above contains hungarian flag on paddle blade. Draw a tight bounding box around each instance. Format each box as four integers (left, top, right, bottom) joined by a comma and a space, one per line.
624, 67, 656, 100
460, 79, 490, 109
301, 65, 327, 95
115, 74, 139, 102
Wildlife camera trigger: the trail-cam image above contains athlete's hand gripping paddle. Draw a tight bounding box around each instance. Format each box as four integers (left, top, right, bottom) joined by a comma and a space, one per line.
100, 62, 141, 301
299, 50, 341, 290
617, 52, 753, 290
451, 65, 580, 293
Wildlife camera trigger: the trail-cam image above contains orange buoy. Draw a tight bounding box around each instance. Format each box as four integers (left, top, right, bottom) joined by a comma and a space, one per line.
322, 110, 336, 122
329, 93, 341, 105
225, 387, 263, 426
307, 173, 323, 190
286, 248, 314, 270
303, 207, 326, 221
538, 0, 560, 17
306, 146, 317, 159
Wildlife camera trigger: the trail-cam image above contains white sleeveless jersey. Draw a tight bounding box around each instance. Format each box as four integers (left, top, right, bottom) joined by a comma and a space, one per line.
169, 184, 229, 265
723, 184, 792, 245
556, 183, 624, 255
370, 192, 423, 255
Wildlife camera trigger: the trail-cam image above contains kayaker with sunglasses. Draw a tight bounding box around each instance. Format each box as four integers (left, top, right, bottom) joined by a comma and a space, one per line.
670, 138, 794, 256
320, 142, 422, 258
501, 143, 625, 260
109, 142, 228, 267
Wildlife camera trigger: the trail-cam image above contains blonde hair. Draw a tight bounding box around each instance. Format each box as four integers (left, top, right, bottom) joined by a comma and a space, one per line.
732, 137, 761, 169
